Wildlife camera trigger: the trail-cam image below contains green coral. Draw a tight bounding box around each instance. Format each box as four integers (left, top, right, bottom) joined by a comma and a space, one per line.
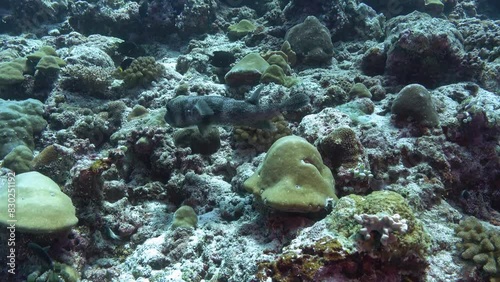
348, 83, 372, 98
0, 46, 65, 86
171, 205, 198, 229
456, 217, 500, 276
280, 41, 297, 66
227, 19, 256, 40
0, 59, 26, 85
225, 50, 299, 87
27, 262, 80, 282
31, 144, 76, 184
327, 191, 430, 259
127, 105, 149, 120
26, 46, 66, 73
260, 50, 298, 87
243, 135, 337, 213
0, 98, 47, 158
424, 0, 444, 14
1, 145, 33, 173
0, 172, 78, 234
224, 53, 270, 86
36, 55, 66, 71
118, 56, 165, 88
263, 53, 291, 73
260, 64, 286, 85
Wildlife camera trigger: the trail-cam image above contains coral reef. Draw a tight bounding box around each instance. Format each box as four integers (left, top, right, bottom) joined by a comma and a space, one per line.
243, 135, 337, 213
1, 145, 33, 173
284, 16, 334, 65
224, 53, 270, 86
0, 172, 78, 234
233, 114, 291, 151
173, 127, 221, 155
171, 206, 198, 229
0, 0, 499, 281
0, 99, 47, 158
318, 126, 363, 170
391, 83, 440, 127
257, 191, 430, 281
354, 213, 408, 246
117, 56, 165, 89
456, 217, 500, 277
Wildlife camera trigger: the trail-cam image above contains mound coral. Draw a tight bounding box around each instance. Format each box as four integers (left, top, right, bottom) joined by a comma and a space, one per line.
243, 135, 337, 213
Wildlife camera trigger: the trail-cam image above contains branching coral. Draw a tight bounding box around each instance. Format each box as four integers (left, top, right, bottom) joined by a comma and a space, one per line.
354, 213, 409, 246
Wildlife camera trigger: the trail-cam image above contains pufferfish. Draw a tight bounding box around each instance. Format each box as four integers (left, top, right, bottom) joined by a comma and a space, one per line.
164, 86, 309, 135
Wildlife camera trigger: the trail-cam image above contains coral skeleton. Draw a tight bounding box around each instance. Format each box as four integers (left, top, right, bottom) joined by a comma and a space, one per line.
354, 213, 409, 245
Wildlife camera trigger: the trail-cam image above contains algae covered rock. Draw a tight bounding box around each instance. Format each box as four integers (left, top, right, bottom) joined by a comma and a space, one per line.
318, 127, 363, 170
243, 135, 337, 213
257, 190, 430, 281
284, 16, 334, 65
224, 53, 270, 86
391, 84, 440, 127
31, 144, 76, 184
173, 127, 221, 155
424, 0, 444, 14
171, 205, 198, 229
0, 172, 78, 234
228, 19, 256, 40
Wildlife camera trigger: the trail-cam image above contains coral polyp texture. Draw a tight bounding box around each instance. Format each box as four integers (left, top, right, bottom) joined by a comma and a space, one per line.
1, 0, 499, 281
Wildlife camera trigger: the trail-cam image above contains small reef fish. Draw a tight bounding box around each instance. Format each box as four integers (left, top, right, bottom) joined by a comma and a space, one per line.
164, 86, 309, 135
28, 242, 54, 270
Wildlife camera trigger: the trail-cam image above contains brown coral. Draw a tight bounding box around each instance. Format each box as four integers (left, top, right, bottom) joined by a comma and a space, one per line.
318, 127, 363, 170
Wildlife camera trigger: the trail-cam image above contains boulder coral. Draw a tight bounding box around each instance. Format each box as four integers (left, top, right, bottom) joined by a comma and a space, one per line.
243, 135, 337, 213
